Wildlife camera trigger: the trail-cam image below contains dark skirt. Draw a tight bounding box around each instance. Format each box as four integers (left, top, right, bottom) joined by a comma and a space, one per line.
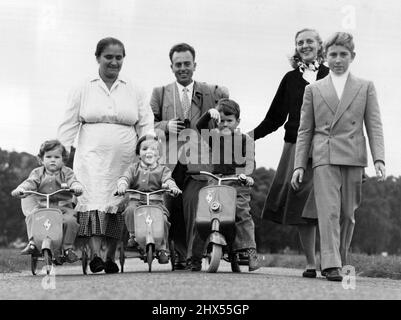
261, 142, 317, 225
77, 210, 124, 239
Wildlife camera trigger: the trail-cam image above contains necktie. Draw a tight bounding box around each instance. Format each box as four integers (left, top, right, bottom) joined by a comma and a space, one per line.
182, 87, 191, 119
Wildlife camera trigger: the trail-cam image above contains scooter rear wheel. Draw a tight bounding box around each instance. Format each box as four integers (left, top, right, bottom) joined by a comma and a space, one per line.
146, 244, 153, 272
31, 255, 38, 276
207, 244, 222, 273
43, 249, 52, 275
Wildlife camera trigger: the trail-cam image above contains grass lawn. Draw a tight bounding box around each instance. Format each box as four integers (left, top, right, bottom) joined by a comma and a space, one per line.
2, 247, 401, 280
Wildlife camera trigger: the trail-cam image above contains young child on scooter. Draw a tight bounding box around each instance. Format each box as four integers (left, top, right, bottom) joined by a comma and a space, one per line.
11, 139, 83, 263
195, 98, 259, 271
116, 135, 181, 264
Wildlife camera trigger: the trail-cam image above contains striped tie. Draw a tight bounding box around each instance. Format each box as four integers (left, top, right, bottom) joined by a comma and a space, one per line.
182, 87, 191, 119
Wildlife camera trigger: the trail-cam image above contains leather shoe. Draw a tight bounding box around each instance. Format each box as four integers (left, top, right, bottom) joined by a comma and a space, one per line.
302, 269, 317, 278
191, 258, 202, 272
89, 255, 104, 273
104, 258, 119, 274
324, 268, 343, 281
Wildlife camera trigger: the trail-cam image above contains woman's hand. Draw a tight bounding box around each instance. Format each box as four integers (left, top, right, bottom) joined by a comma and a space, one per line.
291, 168, 305, 191
11, 187, 26, 198
117, 183, 127, 196
209, 109, 221, 123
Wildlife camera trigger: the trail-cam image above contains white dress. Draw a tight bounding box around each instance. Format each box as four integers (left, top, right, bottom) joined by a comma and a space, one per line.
57, 73, 154, 235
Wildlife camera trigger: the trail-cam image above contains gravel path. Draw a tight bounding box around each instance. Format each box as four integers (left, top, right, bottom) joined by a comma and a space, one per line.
1, 258, 401, 300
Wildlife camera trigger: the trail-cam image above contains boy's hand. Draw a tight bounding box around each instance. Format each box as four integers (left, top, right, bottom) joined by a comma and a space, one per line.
11, 187, 26, 198
291, 168, 304, 191
374, 161, 386, 182
71, 185, 83, 196
245, 177, 254, 187
208, 109, 221, 123
117, 183, 127, 196
170, 187, 182, 197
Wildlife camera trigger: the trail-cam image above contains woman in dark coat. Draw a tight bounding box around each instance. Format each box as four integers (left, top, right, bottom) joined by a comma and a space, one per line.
249, 28, 329, 278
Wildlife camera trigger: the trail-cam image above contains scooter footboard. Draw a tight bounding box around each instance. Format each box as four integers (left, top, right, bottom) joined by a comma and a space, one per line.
196, 185, 236, 241
134, 206, 164, 248
31, 208, 63, 251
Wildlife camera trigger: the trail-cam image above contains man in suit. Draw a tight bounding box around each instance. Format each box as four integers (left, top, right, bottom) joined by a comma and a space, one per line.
291, 32, 385, 281
150, 43, 228, 270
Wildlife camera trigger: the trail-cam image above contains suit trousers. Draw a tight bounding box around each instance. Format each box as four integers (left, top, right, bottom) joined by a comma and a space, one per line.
25, 206, 79, 250
313, 165, 363, 270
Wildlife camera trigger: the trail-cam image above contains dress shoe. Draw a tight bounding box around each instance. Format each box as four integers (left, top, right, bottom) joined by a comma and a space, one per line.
191, 258, 202, 272
324, 268, 343, 281
104, 258, 119, 274
302, 269, 317, 278
89, 255, 105, 273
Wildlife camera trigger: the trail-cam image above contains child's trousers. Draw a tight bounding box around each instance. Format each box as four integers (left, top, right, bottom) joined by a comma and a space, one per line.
25, 206, 79, 250
123, 199, 171, 251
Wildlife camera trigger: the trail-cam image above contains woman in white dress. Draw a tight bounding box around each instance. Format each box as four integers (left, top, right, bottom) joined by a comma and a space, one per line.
57, 37, 154, 273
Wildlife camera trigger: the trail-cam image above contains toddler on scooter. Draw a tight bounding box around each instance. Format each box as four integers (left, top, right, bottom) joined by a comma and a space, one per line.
195, 98, 259, 271
116, 135, 181, 264
11, 139, 83, 263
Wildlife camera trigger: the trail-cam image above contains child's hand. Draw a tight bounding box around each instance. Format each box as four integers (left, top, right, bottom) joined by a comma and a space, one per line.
117, 183, 127, 196
71, 185, 83, 196
208, 109, 221, 123
170, 187, 182, 197
11, 187, 26, 198
245, 177, 254, 187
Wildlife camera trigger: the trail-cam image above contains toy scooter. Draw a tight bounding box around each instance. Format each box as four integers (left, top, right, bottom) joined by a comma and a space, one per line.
194, 171, 251, 273
118, 189, 175, 272
15, 187, 88, 275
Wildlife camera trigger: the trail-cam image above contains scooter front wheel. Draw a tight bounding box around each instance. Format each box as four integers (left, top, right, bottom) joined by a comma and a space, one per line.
146, 244, 154, 272
207, 244, 222, 273
31, 255, 38, 276
43, 249, 52, 275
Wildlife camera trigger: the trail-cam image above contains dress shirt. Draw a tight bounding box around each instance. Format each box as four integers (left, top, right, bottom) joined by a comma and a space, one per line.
330, 69, 350, 100
176, 80, 194, 103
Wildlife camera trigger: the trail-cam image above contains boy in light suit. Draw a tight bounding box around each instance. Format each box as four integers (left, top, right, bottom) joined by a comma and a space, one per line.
291, 32, 386, 281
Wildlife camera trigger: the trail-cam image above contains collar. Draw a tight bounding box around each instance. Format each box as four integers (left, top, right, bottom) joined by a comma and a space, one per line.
90, 72, 128, 84
330, 69, 350, 80
176, 80, 194, 93
139, 161, 159, 171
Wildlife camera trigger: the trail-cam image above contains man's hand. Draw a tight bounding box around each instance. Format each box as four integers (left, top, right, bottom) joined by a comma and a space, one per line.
208, 109, 221, 123
117, 183, 128, 196
170, 187, 182, 197
245, 177, 254, 187
11, 187, 26, 198
374, 161, 386, 182
167, 117, 186, 134
291, 168, 305, 191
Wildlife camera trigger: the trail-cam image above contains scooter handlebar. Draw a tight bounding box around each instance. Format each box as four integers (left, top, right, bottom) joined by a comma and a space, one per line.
187, 170, 250, 185
114, 189, 173, 196
22, 188, 73, 198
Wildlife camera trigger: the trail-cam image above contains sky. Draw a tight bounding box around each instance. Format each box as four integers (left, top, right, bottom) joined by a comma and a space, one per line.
1, 0, 401, 177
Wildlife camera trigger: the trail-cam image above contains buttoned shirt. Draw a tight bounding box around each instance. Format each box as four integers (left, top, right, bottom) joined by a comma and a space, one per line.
330, 69, 350, 100
176, 81, 194, 104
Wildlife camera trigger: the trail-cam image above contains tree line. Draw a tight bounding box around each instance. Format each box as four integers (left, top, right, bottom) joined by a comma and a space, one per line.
1, 148, 401, 254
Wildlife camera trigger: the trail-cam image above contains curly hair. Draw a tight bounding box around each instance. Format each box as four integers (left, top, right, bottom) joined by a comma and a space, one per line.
169, 43, 196, 62
37, 139, 69, 164
289, 28, 324, 69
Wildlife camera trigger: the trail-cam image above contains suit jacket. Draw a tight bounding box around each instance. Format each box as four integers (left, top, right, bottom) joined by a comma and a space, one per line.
150, 81, 228, 172
294, 73, 385, 170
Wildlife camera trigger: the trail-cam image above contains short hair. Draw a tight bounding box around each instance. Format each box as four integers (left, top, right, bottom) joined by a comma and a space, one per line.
38, 140, 69, 164
169, 43, 196, 62
216, 98, 241, 120
95, 37, 126, 58
323, 32, 355, 55
135, 134, 162, 156
289, 28, 324, 69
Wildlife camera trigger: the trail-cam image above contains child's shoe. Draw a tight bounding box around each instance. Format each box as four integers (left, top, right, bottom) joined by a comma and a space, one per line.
20, 241, 37, 255
64, 248, 79, 263
158, 250, 169, 264
247, 248, 260, 272
126, 236, 139, 251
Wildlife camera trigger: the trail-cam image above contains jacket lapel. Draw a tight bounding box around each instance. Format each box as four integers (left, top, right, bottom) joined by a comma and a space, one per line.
317, 76, 339, 115
165, 82, 183, 119
331, 74, 362, 128
189, 81, 204, 122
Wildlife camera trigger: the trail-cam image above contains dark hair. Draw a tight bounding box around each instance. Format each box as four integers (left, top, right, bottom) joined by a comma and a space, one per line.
216, 98, 241, 120
38, 140, 69, 164
95, 37, 126, 58
169, 43, 196, 62
289, 28, 324, 69
323, 32, 355, 55
135, 135, 162, 156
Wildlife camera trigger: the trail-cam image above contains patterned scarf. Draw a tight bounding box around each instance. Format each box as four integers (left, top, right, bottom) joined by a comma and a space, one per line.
297, 60, 320, 73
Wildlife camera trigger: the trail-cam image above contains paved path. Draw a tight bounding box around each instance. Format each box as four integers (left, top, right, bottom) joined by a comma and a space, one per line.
1, 258, 401, 300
